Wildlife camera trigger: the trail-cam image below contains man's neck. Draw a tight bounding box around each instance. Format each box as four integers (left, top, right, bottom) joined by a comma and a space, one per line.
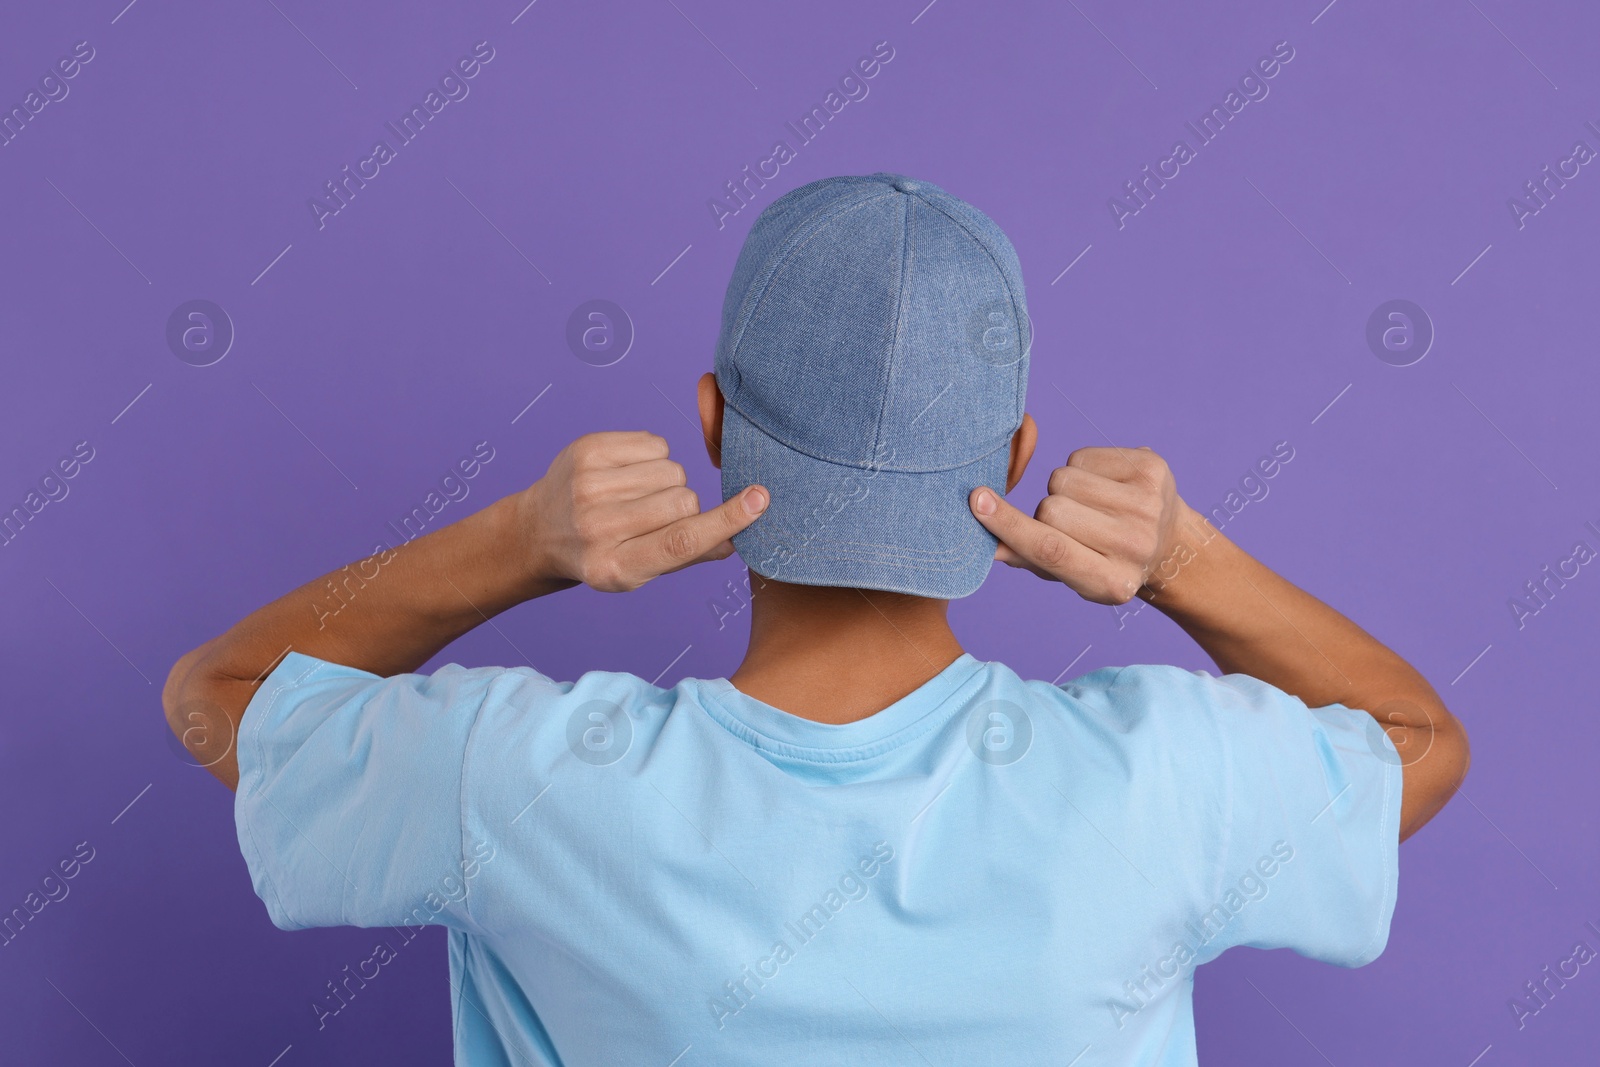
729, 572, 966, 725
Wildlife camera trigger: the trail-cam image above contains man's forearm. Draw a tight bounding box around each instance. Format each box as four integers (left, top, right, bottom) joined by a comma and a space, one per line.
164, 493, 567, 787
201, 494, 560, 680
1141, 504, 1425, 709
1141, 503, 1469, 838
165, 431, 767, 789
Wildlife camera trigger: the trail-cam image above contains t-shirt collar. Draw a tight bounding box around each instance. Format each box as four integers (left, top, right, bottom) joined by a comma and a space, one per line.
693, 653, 986, 762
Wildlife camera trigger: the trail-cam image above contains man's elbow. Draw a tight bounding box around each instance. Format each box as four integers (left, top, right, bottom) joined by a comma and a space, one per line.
1398, 708, 1470, 840
1433, 713, 1465, 806
162, 645, 208, 729
1444, 711, 1471, 790
163, 637, 227, 719
1427, 705, 1471, 796
162, 642, 241, 788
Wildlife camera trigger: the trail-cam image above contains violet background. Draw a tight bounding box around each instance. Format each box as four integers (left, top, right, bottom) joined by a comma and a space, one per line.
2, 0, 1596, 1063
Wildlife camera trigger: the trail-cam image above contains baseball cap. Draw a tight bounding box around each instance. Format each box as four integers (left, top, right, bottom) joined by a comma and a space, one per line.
715, 172, 1031, 599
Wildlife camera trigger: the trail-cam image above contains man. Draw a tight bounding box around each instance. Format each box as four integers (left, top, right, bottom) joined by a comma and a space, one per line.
165, 173, 1468, 1065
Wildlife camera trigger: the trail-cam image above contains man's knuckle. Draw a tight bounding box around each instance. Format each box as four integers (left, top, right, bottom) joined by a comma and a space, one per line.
1037, 496, 1070, 526
1066, 448, 1097, 469
1035, 534, 1068, 567
1119, 566, 1145, 598
1093, 570, 1135, 604
575, 553, 609, 587
571, 476, 601, 507
1047, 466, 1076, 494
663, 525, 699, 561
1114, 523, 1156, 559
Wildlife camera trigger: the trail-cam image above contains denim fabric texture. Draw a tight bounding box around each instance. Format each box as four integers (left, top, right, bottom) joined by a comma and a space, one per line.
715, 172, 1032, 598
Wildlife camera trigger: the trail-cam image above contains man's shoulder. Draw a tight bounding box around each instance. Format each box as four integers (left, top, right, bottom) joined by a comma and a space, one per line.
994, 660, 1207, 715
983, 660, 1252, 757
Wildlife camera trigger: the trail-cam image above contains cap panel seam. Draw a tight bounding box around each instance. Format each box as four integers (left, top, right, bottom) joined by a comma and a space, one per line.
903, 190, 1030, 430
871, 191, 914, 464
718, 175, 1027, 482
725, 189, 901, 410
720, 186, 891, 407
721, 398, 1014, 474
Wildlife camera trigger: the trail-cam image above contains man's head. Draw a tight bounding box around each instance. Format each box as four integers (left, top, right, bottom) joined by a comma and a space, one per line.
696, 172, 1037, 600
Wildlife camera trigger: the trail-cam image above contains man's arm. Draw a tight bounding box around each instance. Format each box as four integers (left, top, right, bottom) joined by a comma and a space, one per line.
970, 446, 1468, 842
164, 432, 767, 789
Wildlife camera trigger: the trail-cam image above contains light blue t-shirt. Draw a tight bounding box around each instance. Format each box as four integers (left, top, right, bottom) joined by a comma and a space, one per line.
236, 651, 1401, 1066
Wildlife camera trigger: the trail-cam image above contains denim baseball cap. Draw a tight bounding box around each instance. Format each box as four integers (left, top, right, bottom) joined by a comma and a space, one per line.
715, 172, 1030, 599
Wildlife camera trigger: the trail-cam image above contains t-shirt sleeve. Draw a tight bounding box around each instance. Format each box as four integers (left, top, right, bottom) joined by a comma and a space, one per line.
1095, 665, 1403, 968
233, 650, 568, 932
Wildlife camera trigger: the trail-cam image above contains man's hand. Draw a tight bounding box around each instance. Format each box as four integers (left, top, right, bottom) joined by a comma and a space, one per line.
969, 446, 1185, 605
166, 428, 768, 788
972, 438, 1467, 839
519, 431, 768, 593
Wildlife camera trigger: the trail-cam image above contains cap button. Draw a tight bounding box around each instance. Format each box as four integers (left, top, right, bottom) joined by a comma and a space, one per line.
891, 178, 920, 193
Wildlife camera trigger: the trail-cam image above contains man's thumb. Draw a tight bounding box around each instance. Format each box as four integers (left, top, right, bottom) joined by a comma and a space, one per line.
708, 485, 769, 540
969, 486, 1019, 529
674, 485, 769, 568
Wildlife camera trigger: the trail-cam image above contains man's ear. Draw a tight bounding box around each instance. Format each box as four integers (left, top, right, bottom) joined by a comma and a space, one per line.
697, 372, 724, 469
1006, 412, 1038, 493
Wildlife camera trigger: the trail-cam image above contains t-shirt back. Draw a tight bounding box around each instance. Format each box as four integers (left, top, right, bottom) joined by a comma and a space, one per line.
235, 651, 1400, 1066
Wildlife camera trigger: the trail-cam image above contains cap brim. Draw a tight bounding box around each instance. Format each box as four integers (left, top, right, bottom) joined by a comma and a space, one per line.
719, 402, 1006, 599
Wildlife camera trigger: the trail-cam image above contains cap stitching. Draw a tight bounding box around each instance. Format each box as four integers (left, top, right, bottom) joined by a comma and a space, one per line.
871, 191, 914, 465
721, 178, 1025, 472
792, 536, 974, 557
723, 395, 1014, 475
905, 191, 1030, 428
719, 185, 893, 412
725, 189, 900, 389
